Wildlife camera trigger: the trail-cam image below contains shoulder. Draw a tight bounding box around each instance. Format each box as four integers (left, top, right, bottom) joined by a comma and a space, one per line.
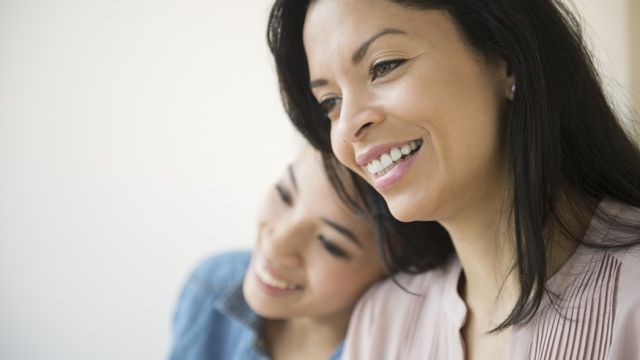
169, 250, 262, 359
355, 255, 457, 311
343, 256, 460, 358
611, 238, 640, 310
593, 201, 640, 357
602, 200, 640, 292
608, 247, 640, 358
172, 250, 252, 325
590, 199, 640, 288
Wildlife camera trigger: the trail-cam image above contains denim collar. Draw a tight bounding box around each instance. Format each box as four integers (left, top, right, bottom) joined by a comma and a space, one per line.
211, 257, 343, 360
214, 274, 268, 355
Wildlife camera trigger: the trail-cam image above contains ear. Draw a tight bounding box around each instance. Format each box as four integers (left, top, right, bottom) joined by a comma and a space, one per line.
501, 59, 516, 101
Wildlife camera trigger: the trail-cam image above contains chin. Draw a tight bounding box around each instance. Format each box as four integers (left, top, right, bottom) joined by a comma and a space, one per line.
242, 276, 293, 319
385, 197, 421, 222
243, 284, 277, 318
385, 193, 438, 222
242, 277, 266, 314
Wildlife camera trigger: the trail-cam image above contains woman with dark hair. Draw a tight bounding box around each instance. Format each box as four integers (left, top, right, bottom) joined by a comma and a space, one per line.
266, 0, 640, 358
169, 147, 386, 359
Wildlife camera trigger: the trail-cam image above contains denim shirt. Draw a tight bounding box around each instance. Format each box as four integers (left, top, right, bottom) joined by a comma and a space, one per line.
168, 250, 343, 360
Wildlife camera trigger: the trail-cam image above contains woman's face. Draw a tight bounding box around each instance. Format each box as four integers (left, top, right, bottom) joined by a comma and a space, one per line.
303, 0, 514, 222
243, 148, 383, 320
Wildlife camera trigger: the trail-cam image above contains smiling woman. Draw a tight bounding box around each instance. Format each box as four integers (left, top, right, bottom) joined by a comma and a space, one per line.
168, 146, 384, 360
243, 147, 383, 323
267, 0, 640, 359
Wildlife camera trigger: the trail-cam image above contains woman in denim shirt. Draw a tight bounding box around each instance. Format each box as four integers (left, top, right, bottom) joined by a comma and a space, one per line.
169, 147, 386, 359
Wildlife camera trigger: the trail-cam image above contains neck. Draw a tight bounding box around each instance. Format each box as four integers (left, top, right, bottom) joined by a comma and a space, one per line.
264, 311, 349, 360
441, 187, 519, 327
441, 186, 594, 329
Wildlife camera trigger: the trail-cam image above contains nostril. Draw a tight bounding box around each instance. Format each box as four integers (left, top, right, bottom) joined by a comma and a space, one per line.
354, 122, 373, 138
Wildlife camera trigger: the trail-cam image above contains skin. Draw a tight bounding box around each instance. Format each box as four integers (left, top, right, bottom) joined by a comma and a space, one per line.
243, 147, 384, 360
303, 0, 521, 358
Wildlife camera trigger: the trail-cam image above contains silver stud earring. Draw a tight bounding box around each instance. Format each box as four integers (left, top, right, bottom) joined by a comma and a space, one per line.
511, 84, 516, 93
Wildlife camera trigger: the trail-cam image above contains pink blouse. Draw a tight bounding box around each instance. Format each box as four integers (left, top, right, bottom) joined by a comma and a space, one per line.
343, 200, 640, 359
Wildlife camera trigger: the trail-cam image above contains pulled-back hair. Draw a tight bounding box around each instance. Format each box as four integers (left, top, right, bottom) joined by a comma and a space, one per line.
267, 0, 640, 330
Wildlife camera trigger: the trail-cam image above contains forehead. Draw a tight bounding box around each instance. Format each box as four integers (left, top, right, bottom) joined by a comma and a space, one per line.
292, 149, 342, 205
303, 0, 432, 56
303, 0, 459, 74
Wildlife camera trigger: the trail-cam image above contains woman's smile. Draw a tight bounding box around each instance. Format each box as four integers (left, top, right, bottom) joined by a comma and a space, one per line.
356, 138, 423, 191
253, 258, 304, 296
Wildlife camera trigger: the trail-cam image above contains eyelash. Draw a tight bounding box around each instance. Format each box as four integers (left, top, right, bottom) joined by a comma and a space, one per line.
318, 235, 350, 259
369, 58, 406, 81
275, 184, 292, 206
318, 97, 341, 117
317, 59, 407, 116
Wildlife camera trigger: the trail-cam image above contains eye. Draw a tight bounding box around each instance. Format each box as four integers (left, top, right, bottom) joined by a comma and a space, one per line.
318, 235, 350, 259
369, 59, 407, 81
275, 184, 292, 206
318, 97, 342, 117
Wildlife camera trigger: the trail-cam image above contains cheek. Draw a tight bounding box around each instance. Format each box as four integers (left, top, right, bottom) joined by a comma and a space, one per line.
256, 196, 273, 225
330, 129, 357, 171
255, 190, 285, 235
310, 264, 380, 308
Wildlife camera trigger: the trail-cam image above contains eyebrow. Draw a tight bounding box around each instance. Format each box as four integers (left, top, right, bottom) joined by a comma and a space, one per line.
352, 28, 407, 65
321, 217, 362, 247
309, 79, 328, 89
287, 164, 298, 191
309, 28, 407, 90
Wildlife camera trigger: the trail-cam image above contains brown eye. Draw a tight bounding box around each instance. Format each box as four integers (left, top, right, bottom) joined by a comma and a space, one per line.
319, 97, 341, 117
369, 59, 407, 81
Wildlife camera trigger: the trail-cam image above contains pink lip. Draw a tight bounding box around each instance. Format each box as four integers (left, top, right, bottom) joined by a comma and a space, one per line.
371, 147, 421, 191
355, 139, 421, 166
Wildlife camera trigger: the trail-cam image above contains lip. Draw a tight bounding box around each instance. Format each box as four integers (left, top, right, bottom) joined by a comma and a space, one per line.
253, 256, 303, 296
253, 270, 302, 296
371, 145, 422, 191
355, 138, 422, 167
262, 257, 300, 285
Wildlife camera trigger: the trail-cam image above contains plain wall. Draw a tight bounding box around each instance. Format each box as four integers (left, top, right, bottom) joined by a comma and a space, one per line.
0, 1, 296, 359
570, 0, 636, 121
629, 0, 640, 115
0, 0, 636, 359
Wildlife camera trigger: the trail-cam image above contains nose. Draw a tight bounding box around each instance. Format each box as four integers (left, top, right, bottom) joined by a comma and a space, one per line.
258, 220, 305, 269
334, 91, 385, 143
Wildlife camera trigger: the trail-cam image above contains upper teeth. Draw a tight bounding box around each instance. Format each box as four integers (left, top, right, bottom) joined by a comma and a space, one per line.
365, 140, 420, 175
256, 263, 299, 290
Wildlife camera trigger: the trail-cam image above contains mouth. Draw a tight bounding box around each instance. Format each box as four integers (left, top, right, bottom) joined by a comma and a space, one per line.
363, 139, 423, 178
254, 260, 303, 292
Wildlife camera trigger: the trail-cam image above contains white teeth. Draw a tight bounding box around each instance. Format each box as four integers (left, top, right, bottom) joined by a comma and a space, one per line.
390, 148, 402, 161
366, 162, 375, 174
364, 140, 422, 175
380, 153, 393, 167
401, 145, 411, 155
256, 264, 298, 290
371, 159, 382, 173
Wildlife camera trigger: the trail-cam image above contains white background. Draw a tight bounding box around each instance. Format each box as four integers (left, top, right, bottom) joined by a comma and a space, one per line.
0, 0, 635, 359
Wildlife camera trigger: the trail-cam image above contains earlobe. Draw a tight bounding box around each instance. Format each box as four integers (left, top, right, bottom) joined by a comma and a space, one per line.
499, 58, 516, 100
507, 81, 516, 100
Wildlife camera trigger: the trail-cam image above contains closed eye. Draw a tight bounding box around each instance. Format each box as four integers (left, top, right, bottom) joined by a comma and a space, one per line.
369, 59, 407, 81
318, 234, 350, 259
275, 184, 292, 206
